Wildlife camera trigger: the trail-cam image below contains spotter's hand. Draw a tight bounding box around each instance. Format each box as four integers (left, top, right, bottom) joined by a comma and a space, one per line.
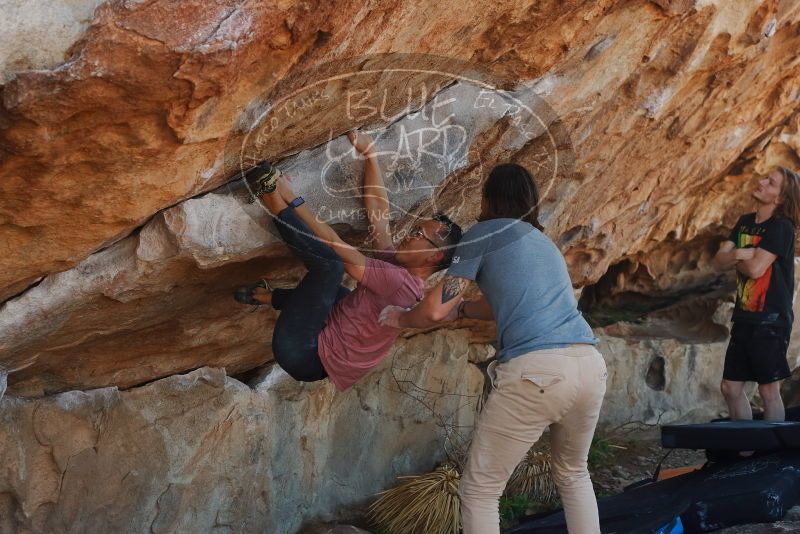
442, 297, 463, 322
379, 305, 407, 328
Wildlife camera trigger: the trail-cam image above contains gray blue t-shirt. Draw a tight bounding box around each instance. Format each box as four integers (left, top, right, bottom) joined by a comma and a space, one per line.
447, 218, 597, 362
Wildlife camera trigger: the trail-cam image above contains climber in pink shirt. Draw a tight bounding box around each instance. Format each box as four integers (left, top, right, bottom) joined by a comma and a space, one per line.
234, 132, 462, 390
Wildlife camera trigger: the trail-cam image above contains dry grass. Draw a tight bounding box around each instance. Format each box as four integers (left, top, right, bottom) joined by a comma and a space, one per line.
368, 463, 461, 534
505, 448, 557, 504
369, 448, 556, 533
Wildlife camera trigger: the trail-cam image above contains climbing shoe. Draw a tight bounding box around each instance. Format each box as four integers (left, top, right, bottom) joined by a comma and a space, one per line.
234, 279, 273, 307
243, 161, 281, 202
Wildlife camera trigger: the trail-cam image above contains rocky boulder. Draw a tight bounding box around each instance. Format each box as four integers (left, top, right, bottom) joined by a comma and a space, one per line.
0, 330, 483, 533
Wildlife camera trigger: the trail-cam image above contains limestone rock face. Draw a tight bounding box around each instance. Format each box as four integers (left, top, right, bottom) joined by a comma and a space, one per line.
3, 0, 800, 396
0, 330, 483, 533
597, 266, 800, 427
3, 0, 800, 530
0, 0, 107, 83
597, 333, 729, 428
0, 192, 290, 396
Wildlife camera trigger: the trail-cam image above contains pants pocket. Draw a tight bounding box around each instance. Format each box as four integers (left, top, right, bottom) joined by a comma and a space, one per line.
521, 372, 564, 390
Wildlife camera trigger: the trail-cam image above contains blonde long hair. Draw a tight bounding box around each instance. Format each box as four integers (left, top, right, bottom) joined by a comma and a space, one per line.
777, 166, 800, 230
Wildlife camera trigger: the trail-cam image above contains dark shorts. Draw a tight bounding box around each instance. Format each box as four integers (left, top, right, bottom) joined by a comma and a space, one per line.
723, 322, 791, 385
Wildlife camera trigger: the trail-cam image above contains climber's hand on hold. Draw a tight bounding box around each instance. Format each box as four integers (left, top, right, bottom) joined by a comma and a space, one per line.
379, 305, 408, 328
347, 131, 375, 155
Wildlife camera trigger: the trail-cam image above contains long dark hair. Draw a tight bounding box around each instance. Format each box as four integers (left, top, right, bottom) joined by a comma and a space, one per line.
777, 166, 800, 230
479, 163, 544, 231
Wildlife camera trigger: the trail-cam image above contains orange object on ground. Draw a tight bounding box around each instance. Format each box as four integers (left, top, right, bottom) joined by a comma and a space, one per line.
657, 465, 703, 480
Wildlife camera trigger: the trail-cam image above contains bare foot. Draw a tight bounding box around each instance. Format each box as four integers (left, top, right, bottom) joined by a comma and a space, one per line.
252, 286, 272, 305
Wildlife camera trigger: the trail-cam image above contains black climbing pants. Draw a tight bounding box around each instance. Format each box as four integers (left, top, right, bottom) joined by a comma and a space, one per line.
270, 206, 350, 382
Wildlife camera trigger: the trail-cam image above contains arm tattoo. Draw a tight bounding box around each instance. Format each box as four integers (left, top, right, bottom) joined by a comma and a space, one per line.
441, 276, 468, 304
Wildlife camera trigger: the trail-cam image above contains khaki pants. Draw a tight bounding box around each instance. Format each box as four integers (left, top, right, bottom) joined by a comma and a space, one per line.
460, 344, 608, 534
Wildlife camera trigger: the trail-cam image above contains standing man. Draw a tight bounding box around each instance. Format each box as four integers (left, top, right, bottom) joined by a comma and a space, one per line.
712, 167, 800, 421
380, 163, 605, 534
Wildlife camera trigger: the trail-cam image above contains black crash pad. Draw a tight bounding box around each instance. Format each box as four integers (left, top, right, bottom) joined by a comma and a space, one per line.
661, 420, 800, 451
505, 452, 800, 533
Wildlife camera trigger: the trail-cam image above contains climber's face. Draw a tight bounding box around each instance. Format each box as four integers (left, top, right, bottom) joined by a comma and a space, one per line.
753, 170, 784, 206
394, 220, 447, 268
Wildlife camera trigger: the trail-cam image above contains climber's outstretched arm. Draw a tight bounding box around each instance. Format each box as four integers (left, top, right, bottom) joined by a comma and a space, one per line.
348, 131, 392, 251
276, 176, 366, 281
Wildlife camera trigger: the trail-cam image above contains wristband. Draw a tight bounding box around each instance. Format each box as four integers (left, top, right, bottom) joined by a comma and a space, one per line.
288, 196, 305, 208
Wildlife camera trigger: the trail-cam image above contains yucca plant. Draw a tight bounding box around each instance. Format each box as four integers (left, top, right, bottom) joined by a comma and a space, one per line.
368, 462, 461, 534
504, 447, 557, 504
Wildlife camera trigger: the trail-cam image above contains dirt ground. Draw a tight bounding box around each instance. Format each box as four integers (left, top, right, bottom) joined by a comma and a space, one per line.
589, 432, 708, 496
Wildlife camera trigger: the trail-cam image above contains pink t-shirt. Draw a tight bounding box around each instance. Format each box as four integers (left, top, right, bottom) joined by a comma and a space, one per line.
317, 253, 424, 391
